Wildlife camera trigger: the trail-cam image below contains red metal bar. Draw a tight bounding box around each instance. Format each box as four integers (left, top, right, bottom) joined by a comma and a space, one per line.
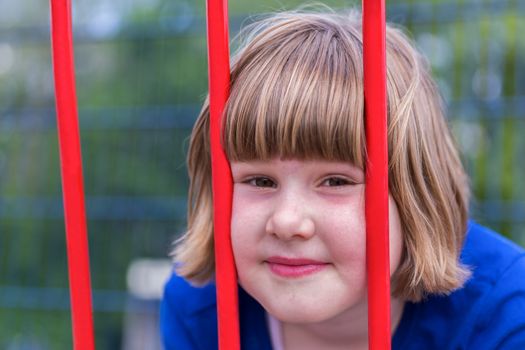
205, 0, 241, 349
363, 0, 391, 349
50, 0, 95, 349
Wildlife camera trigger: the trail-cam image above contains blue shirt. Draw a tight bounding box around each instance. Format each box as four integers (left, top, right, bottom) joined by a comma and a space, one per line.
160, 222, 525, 349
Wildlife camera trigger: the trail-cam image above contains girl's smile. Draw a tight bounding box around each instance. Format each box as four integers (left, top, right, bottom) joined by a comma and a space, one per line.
265, 256, 330, 278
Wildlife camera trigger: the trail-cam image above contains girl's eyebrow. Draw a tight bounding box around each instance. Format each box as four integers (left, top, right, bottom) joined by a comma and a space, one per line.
229, 161, 269, 175
321, 165, 365, 180
231, 161, 365, 178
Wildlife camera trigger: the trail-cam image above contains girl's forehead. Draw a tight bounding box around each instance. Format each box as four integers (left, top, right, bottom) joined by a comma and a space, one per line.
230, 157, 364, 174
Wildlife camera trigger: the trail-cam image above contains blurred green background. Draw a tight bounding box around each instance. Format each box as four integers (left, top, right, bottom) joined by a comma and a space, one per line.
0, 0, 524, 349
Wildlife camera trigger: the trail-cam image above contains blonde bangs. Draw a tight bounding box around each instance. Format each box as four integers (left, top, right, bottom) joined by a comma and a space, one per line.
223, 16, 365, 167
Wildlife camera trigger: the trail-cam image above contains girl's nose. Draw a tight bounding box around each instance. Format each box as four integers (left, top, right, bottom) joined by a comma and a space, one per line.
265, 196, 315, 241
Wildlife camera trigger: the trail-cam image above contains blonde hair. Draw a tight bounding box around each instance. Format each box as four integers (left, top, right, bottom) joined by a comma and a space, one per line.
173, 7, 471, 302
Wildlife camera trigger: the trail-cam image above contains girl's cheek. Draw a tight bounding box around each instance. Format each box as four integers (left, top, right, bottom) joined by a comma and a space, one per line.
231, 198, 268, 240
233, 189, 270, 209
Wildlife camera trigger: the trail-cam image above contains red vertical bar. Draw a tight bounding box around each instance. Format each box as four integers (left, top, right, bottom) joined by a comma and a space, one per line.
49, 0, 95, 349
363, 1, 391, 350
205, 0, 241, 349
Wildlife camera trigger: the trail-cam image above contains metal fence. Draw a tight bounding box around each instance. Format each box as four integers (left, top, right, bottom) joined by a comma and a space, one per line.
0, 0, 523, 348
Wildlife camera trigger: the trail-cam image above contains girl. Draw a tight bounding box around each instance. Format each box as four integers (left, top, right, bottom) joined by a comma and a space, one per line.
160, 7, 525, 350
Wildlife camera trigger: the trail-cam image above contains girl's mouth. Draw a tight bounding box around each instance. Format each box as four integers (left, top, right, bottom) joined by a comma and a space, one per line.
265, 256, 329, 278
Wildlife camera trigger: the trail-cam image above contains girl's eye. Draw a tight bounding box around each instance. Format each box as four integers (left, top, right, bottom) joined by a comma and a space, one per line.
322, 177, 352, 187
245, 177, 277, 188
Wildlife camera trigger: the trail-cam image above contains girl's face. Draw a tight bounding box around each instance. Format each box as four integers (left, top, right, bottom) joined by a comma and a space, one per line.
230, 158, 404, 323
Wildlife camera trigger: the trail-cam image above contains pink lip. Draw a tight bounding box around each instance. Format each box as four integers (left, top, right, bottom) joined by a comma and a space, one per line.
266, 256, 329, 278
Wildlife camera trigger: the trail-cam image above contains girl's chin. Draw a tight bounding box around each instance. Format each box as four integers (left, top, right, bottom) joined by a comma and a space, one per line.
260, 292, 367, 324
263, 301, 343, 324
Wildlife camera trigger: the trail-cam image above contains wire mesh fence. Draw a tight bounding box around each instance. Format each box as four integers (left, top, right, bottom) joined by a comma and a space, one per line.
0, 0, 524, 348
